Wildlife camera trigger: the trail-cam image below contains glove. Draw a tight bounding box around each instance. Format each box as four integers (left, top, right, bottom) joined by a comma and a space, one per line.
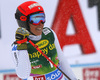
15, 27, 30, 50
15, 27, 30, 41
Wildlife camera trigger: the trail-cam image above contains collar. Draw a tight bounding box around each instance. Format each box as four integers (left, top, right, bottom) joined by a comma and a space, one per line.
28, 35, 42, 41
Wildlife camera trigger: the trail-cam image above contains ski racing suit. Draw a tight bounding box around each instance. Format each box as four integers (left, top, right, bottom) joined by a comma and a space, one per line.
12, 27, 77, 80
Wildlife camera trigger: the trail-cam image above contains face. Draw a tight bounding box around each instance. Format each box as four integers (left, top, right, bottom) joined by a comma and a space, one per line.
29, 13, 45, 35
29, 22, 44, 36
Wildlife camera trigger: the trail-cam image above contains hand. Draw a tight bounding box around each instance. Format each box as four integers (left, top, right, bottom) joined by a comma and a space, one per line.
15, 27, 30, 50
15, 27, 30, 41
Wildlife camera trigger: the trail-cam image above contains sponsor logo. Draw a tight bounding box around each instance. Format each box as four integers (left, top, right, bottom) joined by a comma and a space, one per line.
33, 75, 46, 80
43, 28, 51, 35
29, 47, 48, 58
36, 40, 49, 49
4, 74, 22, 80
32, 64, 42, 69
45, 68, 62, 80
28, 3, 40, 9
49, 43, 55, 50
12, 45, 17, 51
29, 43, 56, 59
83, 67, 100, 80
20, 16, 27, 21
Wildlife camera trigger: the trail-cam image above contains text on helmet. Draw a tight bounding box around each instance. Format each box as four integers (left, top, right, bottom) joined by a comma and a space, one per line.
28, 3, 40, 9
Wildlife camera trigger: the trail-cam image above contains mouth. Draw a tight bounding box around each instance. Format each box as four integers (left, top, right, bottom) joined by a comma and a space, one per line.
36, 27, 43, 31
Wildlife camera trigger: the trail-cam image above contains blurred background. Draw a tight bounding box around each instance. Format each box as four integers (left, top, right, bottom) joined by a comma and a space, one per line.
0, 0, 100, 80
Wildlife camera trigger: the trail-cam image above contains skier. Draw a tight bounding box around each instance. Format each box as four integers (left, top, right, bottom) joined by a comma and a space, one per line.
12, 1, 77, 80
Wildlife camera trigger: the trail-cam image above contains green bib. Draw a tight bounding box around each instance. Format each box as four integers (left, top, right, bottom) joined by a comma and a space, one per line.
27, 27, 59, 75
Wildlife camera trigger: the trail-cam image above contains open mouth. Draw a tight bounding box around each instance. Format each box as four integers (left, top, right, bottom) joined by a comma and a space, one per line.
36, 27, 43, 31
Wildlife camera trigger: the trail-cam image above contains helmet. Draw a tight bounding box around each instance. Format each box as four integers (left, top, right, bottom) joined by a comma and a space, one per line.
15, 1, 44, 31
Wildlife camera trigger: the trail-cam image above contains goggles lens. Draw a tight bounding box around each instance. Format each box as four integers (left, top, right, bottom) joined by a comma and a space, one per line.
29, 13, 45, 25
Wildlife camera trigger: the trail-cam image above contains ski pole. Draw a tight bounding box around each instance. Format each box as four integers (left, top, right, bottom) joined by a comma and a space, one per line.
15, 38, 71, 80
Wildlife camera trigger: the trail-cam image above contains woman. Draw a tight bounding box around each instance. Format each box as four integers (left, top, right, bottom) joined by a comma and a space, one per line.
12, 1, 77, 80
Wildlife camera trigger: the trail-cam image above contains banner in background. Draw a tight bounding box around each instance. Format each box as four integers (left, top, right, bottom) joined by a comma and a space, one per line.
51, 0, 100, 64
52, 0, 96, 54
4, 74, 22, 80
88, 0, 100, 30
83, 67, 100, 80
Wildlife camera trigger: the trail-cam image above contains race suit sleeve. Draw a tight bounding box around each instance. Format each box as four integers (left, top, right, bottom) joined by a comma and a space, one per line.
51, 30, 77, 80
12, 45, 31, 79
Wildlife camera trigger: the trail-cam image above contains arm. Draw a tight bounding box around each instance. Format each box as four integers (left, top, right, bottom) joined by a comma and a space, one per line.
11, 27, 31, 79
12, 45, 31, 79
52, 30, 77, 80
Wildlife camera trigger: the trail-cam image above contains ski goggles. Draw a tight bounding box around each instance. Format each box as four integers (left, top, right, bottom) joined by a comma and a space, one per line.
29, 13, 45, 25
